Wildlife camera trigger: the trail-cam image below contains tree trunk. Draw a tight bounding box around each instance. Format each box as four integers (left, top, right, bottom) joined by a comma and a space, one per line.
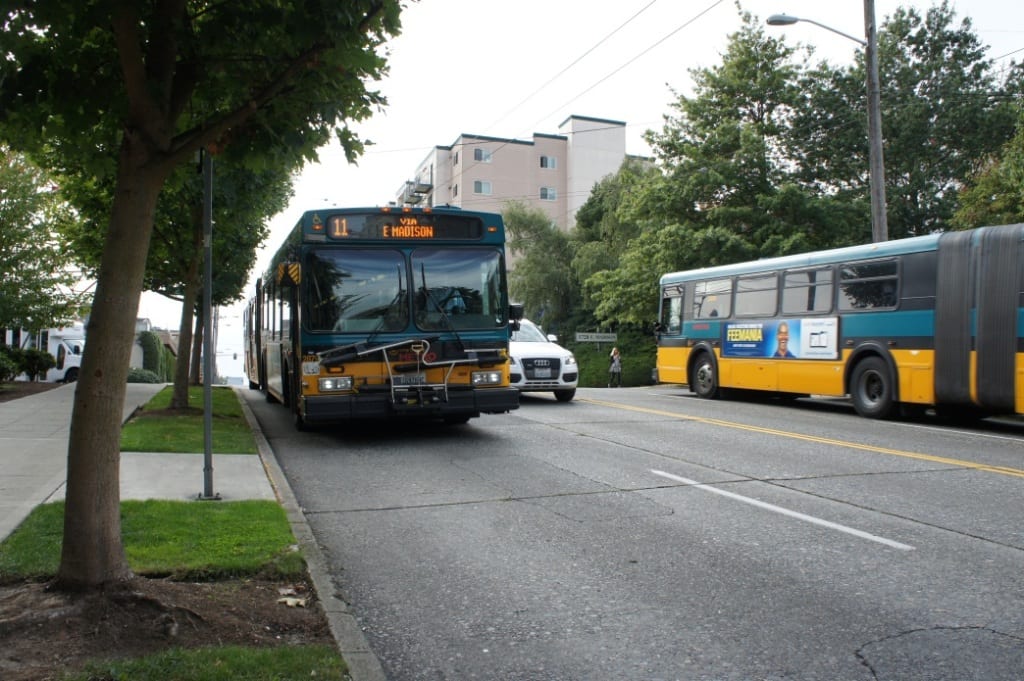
170, 227, 202, 409
190, 311, 203, 385
57, 135, 172, 590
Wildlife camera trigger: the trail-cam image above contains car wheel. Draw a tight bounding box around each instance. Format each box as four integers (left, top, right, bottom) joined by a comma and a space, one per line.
554, 389, 575, 402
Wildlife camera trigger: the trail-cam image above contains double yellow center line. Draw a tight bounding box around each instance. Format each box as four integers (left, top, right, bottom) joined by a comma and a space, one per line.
581, 398, 1024, 479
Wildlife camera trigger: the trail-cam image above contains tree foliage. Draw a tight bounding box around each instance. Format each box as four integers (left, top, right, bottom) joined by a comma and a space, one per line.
953, 114, 1024, 228
0, 147, 87, 330
790, 1, 1022, 239
0, 0, 403, 590
505, 201, 576, 330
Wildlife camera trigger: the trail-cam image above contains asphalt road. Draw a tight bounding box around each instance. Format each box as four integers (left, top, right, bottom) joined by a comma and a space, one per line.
243, 386, 1024, 681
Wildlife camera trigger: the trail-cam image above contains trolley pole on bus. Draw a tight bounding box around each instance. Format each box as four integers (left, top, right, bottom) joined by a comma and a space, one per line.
768, 0, 889, 242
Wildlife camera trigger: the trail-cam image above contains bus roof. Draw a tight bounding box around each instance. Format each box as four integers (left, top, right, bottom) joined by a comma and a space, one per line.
658, 227, 1024, 285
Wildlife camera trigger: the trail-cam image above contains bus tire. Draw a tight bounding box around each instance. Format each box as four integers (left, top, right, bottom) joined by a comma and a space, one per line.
850, 357, 897, 419
691, 352, 720, 399
64, 368, 79, 383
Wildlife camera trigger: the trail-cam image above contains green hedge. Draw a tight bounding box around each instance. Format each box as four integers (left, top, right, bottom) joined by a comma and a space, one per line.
137, 330, 176, 382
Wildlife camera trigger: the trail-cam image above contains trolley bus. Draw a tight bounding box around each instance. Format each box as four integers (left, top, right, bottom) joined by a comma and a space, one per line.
244, 206, 521, 428
655, 223, 1024, 420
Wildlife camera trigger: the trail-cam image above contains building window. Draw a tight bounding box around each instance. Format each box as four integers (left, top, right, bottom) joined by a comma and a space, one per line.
540, 155, 557, 169
540, 187, 557, 200
473, 180, 492, 195
453, 151, 459, 165
474, 148, 492, 163
452, 184, 458, 197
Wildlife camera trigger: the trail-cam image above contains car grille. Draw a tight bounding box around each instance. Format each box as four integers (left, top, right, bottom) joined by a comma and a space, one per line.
523, 357, 561, 380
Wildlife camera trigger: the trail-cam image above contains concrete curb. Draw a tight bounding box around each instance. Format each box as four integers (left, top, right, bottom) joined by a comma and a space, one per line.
236, 390, 386, 681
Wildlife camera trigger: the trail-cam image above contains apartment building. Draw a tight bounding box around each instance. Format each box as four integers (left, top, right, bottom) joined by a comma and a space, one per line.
395, 115, 629, 231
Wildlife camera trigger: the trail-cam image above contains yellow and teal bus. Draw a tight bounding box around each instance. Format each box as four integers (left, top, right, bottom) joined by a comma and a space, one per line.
245, 206, 521, 428
655, 224, 1024, 420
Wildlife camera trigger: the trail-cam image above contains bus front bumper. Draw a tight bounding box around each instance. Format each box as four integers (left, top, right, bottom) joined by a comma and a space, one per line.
300, 387, 520, 424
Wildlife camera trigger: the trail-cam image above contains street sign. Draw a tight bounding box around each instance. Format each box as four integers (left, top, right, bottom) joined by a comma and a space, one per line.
575, 332, 617, 343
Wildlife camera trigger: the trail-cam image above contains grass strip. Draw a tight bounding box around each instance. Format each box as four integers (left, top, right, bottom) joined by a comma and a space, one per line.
120, 386, 257, 454
64, 644, 347, 681
0, 500, 304, 581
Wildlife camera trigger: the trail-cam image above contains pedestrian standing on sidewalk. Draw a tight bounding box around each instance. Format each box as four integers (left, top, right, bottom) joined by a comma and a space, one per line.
608, 347, 622, 387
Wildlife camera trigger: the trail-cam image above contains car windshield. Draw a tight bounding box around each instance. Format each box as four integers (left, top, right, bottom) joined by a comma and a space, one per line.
511, 321, 548, 343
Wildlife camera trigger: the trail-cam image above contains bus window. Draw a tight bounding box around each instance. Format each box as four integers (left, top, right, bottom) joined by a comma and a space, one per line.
783, 268, 834, 314
693, 279, 732, 319
734, 274, 778, 317
839, 259, 898, 310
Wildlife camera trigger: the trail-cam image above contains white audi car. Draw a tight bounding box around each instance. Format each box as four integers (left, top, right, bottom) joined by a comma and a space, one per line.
509, 319, 578, 402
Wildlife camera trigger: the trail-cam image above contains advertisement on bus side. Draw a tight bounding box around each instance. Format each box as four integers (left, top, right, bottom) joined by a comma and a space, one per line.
722, 317, 838, 360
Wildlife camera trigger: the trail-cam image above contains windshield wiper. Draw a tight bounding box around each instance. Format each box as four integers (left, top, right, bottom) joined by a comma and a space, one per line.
420, 263, 466, 351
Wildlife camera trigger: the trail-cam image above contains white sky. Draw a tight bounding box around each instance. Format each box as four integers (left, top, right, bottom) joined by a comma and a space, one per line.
136, 0, 1024, 378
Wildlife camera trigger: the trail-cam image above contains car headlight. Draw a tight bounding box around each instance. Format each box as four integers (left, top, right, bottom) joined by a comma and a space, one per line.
472, 370, 503, 386
564, 355, 577, 367
319, 376, 353, 392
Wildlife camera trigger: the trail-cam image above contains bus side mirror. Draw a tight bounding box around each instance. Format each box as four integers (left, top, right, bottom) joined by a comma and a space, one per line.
652, 321, 663, 339
508, 303, 523, 331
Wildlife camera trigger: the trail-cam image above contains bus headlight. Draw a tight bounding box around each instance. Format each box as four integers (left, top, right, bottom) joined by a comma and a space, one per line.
471, 370, 503, 386
319, 376, 353, 392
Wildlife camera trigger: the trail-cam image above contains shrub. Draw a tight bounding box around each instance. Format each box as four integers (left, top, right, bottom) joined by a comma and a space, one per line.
0, 352, 18, 382
22, 348, 56, 381
127, 367, 162, 383
138, 331, 163, 374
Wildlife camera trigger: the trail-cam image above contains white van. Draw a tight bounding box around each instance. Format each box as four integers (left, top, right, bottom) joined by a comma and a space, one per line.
44, 324, 85, 383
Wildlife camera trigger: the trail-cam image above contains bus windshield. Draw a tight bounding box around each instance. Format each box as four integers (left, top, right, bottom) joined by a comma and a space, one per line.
304, 249, 407, 333
413, 247, 505, 330
302, 246, 506, 333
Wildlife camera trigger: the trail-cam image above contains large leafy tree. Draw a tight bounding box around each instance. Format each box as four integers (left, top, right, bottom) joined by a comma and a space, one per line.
0, 146, 86, 331
504, 201, 576, 331
790, 1, 1022, 239
644, 11, 806, 252
0, 0, 402, 590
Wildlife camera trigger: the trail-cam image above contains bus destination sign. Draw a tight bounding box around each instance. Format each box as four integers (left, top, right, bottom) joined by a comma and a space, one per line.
322, 213, 484, 241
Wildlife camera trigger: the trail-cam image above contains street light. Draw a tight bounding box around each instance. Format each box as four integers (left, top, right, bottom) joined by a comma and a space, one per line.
767, 2, 888, 242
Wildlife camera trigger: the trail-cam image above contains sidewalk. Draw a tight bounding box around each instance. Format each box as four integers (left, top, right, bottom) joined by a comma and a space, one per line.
0, 381, 386, 681
0, 382, 275, 542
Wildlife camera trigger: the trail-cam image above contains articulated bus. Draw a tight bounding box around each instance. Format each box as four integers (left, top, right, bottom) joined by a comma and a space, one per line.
244, 206, 521, 428
655, 224, 1024, 420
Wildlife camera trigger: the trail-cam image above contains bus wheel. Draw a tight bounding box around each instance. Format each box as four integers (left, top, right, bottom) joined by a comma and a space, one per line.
64, 368, 79, 383
850, 357, 897, 419
692, 353, 719, 399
